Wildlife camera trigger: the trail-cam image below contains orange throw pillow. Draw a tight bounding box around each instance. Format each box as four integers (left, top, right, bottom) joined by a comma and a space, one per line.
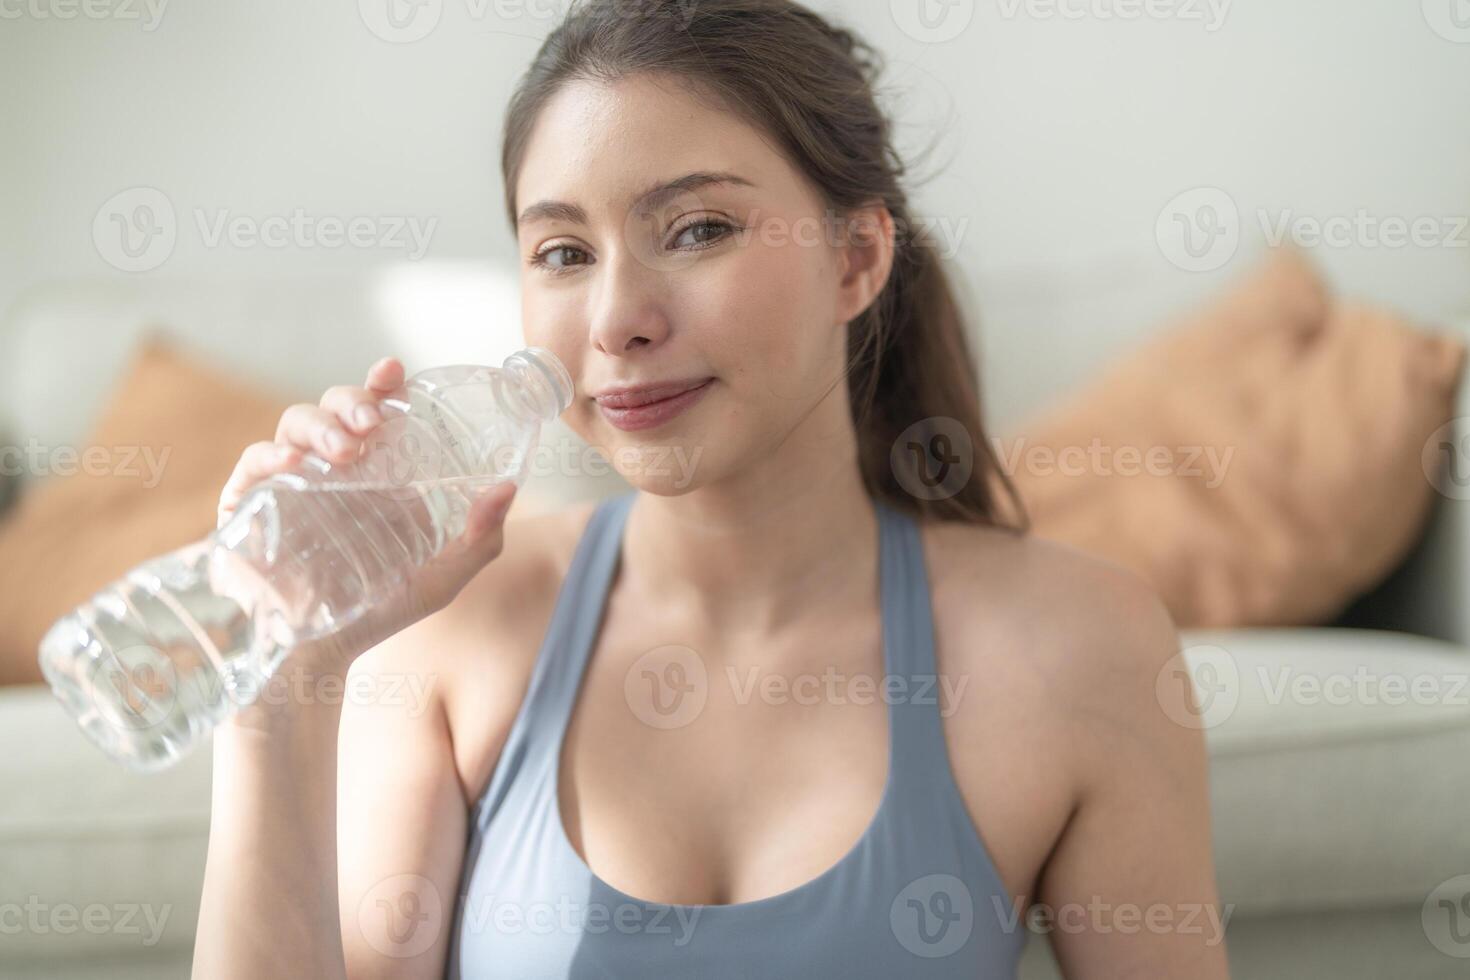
0, 334, 292, 685
1008, 248, 1467, 627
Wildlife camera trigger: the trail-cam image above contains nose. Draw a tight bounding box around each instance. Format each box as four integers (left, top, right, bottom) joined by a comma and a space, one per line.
587, 248, 672, 357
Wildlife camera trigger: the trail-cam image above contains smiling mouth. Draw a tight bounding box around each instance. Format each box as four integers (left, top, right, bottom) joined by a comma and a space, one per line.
594, 378, 715, 432
593, 377, 713, 407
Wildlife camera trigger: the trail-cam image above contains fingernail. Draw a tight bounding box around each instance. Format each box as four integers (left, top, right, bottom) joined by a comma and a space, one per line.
353, 403, 382, 430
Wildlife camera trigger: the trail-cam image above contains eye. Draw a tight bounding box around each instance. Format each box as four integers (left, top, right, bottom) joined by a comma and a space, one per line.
529, 242, 591, 273
668, 218, 735, 251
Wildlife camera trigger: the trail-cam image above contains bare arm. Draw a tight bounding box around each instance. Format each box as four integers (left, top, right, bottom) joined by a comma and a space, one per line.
1038, 571, 1232, 979
193, 658, 353, 979
193, 615, 482, 980
336, 630, 472, 977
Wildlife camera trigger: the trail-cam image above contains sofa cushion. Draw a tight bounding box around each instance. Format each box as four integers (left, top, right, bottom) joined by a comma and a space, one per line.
1010, 247, 1467, 628
1179, 627, 1470, 915
0, 334, 293, 685
0, 683, 211, 966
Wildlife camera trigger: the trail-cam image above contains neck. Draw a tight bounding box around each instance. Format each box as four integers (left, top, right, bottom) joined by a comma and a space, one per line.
619, 381, 879, 637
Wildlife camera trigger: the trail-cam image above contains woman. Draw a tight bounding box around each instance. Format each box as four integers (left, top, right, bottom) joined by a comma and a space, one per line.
194, 1, 1229, 977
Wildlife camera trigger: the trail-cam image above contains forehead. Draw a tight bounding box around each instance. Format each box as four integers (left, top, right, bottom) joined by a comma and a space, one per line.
513, 73, 800, 219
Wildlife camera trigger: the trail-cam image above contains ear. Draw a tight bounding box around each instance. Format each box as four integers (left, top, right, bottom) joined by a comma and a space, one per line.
835, 202, 896, 326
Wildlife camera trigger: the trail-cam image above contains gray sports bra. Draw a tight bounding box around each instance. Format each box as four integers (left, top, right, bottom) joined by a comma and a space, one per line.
446, 491, 1026, 978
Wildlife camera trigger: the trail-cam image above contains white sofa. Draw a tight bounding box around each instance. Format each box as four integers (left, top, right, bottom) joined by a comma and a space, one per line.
3, 270, 1469, 979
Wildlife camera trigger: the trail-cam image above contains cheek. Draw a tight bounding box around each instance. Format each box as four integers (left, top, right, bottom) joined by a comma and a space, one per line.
519, 286, 567, 350
691, 237, 839, 403
519, 286, 586, 383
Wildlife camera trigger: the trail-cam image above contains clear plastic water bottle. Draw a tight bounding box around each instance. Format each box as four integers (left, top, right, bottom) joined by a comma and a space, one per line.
38, 347, 573, 772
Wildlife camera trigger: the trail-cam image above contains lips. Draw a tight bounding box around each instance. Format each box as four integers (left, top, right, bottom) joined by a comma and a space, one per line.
593, 377, 714, 432
593, 378, 712, 408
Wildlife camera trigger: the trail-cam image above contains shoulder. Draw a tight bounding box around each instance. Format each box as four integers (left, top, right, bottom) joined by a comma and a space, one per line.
347, 495, 604, 802
455, 496, 603, 639
439, 494, 602, 694
921, 518, 1184, 779
923, 518, 1179, 682
353, 496, 599, 674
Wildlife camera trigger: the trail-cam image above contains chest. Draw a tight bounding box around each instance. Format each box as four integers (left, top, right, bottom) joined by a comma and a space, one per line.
553, 597, 1073, 911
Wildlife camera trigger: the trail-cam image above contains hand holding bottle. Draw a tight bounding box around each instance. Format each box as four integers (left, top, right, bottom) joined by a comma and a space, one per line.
39, 346, 573, 770
214, 355, 517, 676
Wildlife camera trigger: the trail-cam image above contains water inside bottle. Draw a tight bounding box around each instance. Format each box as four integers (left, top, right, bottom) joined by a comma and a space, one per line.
40, 470, 496, 771
41, 364, 540, 770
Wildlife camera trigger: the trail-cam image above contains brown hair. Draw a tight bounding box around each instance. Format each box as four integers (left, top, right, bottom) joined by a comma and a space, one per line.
500, 0, 1029, 531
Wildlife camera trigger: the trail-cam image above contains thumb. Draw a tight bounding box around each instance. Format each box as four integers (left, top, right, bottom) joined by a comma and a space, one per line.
419, 481, 517, 604
462, 480, 517, 549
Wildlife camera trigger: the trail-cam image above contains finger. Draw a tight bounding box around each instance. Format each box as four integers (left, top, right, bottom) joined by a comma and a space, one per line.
365, 357, 405, 394
218, 441, 303, 526
318, 384, 385, 434
275, 403, 362, 463
433, 482, 516, 581
462, 481, 517, 543
406, 483, 516, 619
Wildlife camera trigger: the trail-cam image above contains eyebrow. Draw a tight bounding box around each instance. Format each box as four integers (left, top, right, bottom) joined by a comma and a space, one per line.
516, 171, 755, 228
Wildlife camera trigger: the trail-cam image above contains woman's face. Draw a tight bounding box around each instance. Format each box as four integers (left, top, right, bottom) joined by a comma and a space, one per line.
513, 73, 887, 495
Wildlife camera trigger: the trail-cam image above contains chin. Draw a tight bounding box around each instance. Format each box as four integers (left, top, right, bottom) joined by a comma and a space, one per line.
595, 430, 714, 496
